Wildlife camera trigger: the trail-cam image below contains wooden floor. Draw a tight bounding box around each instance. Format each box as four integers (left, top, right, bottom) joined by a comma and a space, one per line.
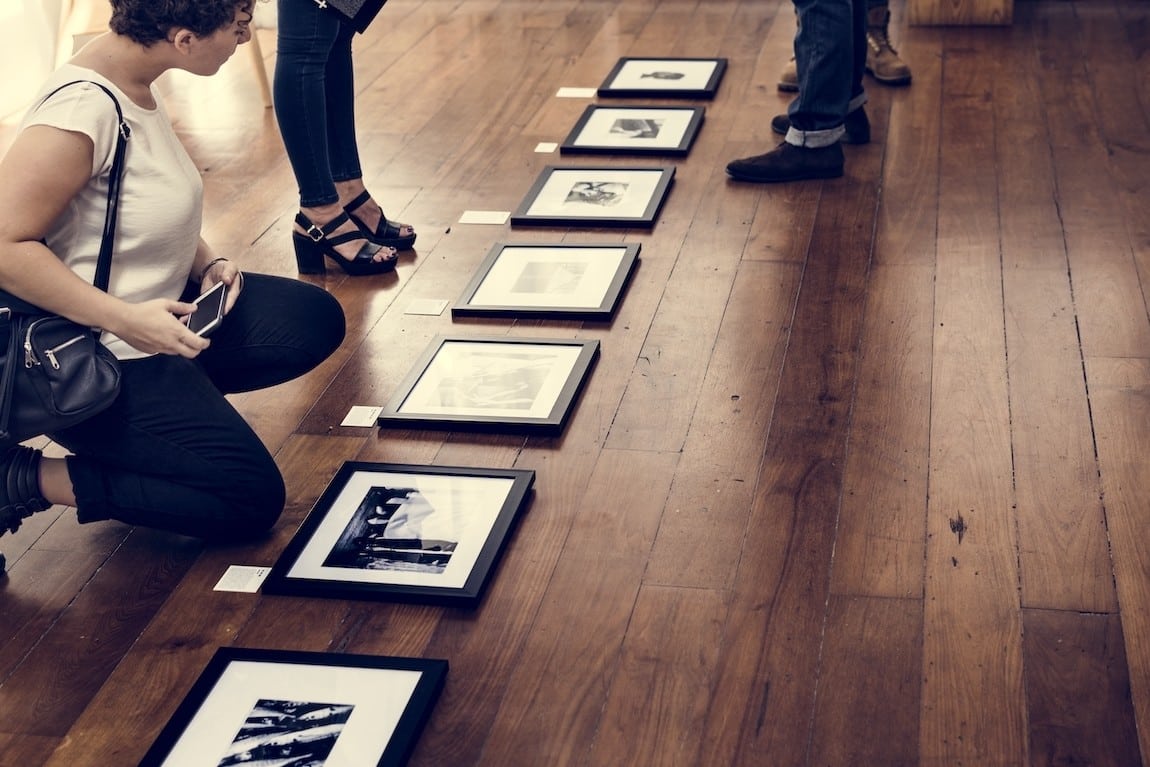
2, 0, 1150, 764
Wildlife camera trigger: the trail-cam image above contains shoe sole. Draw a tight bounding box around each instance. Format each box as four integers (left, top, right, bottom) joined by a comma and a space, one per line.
726, 167, 844, 183
865, 67, 912, 86
777, 82, 799, 93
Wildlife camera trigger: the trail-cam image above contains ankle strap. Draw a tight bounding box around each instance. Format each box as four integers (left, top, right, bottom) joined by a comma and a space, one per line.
296, 211, 352, 242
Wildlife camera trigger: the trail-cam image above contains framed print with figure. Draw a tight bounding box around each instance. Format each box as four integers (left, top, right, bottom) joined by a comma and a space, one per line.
138, 648, 447, 767
452, 242, 640, 320
510, 166, 674, 228
560, 105, 704, 156
262, 462, 535, 607
596, 57, 728, 99
378, 336, 599, 435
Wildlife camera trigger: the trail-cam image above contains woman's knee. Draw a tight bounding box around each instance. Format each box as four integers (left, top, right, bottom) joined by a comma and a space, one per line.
213, 461, 286, 541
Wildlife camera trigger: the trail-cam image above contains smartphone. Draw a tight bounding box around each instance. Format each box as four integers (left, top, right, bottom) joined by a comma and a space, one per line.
186, 280, 228, 337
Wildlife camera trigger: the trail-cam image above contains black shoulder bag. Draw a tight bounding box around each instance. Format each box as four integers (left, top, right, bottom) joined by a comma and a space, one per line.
0, 81, 127, 449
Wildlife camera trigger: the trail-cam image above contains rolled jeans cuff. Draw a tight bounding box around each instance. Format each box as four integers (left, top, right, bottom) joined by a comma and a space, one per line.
786, 93, 868, 148
786, 125, 845, 148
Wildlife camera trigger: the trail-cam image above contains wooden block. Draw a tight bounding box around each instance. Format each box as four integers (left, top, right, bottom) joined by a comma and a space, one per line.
909, 0, 1012, 26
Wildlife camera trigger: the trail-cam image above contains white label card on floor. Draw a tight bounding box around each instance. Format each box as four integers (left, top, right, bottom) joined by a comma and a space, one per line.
556, 87, 596, 98
213, 565, 270, 593
535, 142, 558, 153
459, 210, 510, 225
404, 298, 450, 316
341, 405, 383, 427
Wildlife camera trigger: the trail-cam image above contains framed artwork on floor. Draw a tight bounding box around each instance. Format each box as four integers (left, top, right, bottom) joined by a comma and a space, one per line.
596, 57, 728, 99
560, 105, 705, 156
378, 335, 599, 435
262, 462, 535, 607
451, 242, 640, 320
138, 648, 447, 767
510, 166, 675, 228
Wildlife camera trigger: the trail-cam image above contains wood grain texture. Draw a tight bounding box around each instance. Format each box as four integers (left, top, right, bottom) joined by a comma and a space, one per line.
1, 1, 1149, 765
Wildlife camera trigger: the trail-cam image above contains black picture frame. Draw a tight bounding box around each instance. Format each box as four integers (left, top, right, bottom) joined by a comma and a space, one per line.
596, 57, 728, 99
452, 242, 640, 320
138, 648, 447, 767
263, 462, 535, 607
378, 336, 599, 435
510, 165, 675, 228
559, 105, 705, 156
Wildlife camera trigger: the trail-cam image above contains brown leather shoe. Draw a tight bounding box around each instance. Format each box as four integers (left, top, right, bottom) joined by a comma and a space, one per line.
727, 142, 844, 183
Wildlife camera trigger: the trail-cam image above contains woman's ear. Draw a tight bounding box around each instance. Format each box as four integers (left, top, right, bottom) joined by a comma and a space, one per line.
169, 28, 196, 54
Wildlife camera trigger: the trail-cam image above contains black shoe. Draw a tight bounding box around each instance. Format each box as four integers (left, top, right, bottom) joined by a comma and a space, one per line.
771, 107, 871, 145
292, 211, 398, 276
726, 141, 844, 183
0, 446, 49, 537
344, 190, 417, 251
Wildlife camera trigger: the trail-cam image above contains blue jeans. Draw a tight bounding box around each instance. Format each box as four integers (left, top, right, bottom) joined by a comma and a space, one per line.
51, 275, 346, 541
273, 0, 363, 207
786, 0, 869, 147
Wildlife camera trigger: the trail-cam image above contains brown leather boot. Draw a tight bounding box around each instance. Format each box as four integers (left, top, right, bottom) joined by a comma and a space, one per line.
866, 6, 912, 86
778, 56, 798, 92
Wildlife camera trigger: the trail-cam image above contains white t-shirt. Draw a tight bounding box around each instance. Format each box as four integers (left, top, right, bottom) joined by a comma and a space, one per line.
20, 66, 204, 360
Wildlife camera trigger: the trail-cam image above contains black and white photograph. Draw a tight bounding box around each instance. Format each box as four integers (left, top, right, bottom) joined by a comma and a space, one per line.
138, 649, 448, 767
596, 56, 728, 98
452, 243, 640, 320
263, 463, 535, 606
510, 166, 674, 228
217, 699, 353, 766
377, 336, 600, 434
560, 105, 704, 156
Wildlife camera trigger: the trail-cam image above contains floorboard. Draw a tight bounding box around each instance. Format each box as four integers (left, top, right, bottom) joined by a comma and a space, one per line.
2, 1, 1150, 765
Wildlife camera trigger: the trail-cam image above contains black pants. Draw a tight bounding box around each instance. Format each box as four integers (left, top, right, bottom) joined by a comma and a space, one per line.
51, 274, 346, 541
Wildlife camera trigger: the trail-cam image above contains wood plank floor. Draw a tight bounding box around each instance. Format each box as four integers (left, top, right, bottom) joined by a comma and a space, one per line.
2, 0, 1150, 764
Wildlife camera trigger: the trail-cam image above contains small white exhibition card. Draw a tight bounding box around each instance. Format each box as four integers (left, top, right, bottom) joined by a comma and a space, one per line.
555, 87, 596, 98
458, 210, 510, 225
213, 565, 270, 593
341, 405, 383, 427
404, 298, 450, 316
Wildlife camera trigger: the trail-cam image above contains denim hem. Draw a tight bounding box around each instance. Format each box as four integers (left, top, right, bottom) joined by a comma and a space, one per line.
786, 125, 845, 148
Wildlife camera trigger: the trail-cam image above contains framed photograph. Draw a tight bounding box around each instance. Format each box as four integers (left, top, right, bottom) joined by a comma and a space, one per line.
138, 648, 447, 767
378, 336, 599, 435
597, 57, 728, 99
451, 242, 640, 320
560, 105, 704, 156
263, 462, 535, 607
510, 166, 674, 228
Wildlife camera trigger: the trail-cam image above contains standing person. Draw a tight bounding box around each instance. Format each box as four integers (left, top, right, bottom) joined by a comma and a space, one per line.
726, 0, 870, 183
0, 1, 346, 550
273, 0, 416, 276
777, 1, 912, 90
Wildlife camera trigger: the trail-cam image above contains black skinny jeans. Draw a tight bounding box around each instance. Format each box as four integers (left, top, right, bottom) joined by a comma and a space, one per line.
273, 0, 362, 208
50, 274, 345, 541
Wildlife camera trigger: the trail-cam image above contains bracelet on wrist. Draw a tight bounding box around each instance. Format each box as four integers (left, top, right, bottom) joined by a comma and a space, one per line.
198, 257, 230, 283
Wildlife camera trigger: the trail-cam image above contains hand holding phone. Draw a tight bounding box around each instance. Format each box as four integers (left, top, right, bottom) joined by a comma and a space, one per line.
186, 281, 228, 337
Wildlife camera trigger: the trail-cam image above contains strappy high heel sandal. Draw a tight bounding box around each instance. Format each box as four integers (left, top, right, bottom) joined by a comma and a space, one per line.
293, 211, 398, 276
344, 190, 417, 250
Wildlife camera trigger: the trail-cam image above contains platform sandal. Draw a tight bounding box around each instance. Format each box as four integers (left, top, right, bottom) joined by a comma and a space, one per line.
293, 211, 398, 276
343, 190, 417, 250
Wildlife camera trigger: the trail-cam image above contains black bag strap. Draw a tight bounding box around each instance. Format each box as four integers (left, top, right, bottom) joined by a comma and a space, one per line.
36, 80, 131, 293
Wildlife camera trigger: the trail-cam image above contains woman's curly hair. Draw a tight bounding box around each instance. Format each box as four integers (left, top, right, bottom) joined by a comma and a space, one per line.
109, 1, 253, 46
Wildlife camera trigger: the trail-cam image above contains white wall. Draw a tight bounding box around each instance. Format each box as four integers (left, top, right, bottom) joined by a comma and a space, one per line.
0, 0, 62, 119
